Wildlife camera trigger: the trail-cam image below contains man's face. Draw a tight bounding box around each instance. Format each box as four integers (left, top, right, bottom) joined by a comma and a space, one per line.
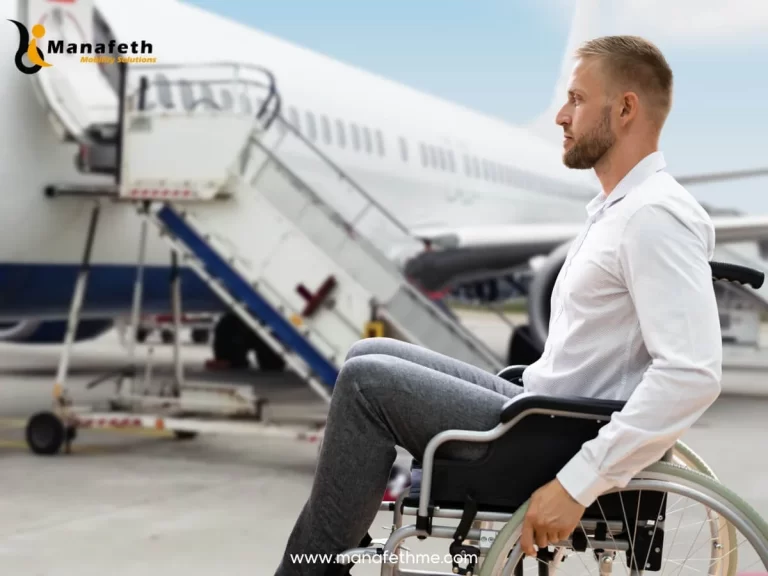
555, 58, 616, 170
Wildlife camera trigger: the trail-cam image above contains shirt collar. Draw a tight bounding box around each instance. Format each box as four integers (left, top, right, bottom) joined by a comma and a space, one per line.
586, 151, 667, 218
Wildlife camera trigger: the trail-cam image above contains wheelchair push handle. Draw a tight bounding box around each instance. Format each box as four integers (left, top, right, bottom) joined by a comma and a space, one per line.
710, 261, 764, 289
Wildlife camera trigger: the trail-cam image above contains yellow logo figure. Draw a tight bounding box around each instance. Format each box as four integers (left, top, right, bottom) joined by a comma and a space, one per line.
8, 19, 49, 74
28, 24, 52, 68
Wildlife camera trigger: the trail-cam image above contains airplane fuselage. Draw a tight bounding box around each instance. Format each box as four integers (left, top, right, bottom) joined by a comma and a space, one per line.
0, 0, 597, 323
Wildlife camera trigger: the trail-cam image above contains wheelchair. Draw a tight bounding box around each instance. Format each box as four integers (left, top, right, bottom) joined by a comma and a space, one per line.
332, 261, 768, 575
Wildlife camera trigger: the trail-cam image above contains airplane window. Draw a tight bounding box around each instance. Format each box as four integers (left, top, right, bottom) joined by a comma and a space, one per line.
447, 150, 456, 172
321, 115, 332, 144
351, 123, 361, 150
399, 137, 408, 162
289, 107, 301, 131
375, 130, 385, 156
437, 148, 446, 171
362, 127, 373, 154
219, 89, 233, 110
199, 83, 216, 109
305, 112, 317, 141
420, 143, 428, 166
473, 157, 481, 178
179, 80, 195, 110
239, 93, 252, 115
428, 146, 438, 168
336, 119, 346, 148
154, 74, 174, 110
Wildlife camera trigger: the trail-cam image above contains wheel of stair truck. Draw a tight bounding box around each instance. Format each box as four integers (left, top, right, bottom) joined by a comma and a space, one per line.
479, 461, 768, 576
25, 411, 75, 455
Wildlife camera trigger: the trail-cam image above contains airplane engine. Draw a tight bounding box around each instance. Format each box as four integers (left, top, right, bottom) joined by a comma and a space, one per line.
516, 240, 768, 362
0, 319, 114, 343
523, 241, 573, 353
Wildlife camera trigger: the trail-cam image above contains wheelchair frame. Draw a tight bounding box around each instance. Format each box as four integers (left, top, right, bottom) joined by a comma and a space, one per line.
332, 261, 768, 575
350, 374, 768, 576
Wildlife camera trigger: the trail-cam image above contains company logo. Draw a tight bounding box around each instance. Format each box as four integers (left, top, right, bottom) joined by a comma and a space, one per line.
8, 17, 156, 74
8, 19, 50, 75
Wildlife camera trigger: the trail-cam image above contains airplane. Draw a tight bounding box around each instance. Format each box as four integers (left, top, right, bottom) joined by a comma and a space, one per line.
1, 0, 767, 370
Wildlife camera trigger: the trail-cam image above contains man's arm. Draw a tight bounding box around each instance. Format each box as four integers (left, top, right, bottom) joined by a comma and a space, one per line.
556, 203, 723, 507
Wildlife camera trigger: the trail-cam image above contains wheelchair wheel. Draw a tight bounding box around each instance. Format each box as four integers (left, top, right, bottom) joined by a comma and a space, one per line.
673, 441, 739, 576
480, 461, 768, 576
673, 440, 717, 479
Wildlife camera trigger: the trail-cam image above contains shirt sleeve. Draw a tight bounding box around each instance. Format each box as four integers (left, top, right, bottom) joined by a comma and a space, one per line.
556, 203, 723, 507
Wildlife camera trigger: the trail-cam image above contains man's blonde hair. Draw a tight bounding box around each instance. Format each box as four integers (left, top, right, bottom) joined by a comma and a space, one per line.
576, 35, 673, 128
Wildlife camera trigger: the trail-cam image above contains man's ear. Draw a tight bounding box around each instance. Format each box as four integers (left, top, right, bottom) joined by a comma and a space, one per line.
619, 92, 640, 122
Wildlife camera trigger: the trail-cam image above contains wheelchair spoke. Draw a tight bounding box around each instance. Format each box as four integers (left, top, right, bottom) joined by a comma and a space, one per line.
661, 490, 690, 576
671, 498, 712, 576
595, 497, 632, 576
640, 491, 670, 574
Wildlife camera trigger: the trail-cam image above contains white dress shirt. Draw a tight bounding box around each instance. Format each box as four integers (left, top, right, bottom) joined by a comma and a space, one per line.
522, 151, 723, 507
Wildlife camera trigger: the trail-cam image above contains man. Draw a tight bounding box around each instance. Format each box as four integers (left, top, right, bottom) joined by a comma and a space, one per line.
275, 35, 722, 575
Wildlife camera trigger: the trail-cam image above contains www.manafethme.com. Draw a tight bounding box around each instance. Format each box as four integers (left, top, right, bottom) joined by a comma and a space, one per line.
290, 550, 478, 566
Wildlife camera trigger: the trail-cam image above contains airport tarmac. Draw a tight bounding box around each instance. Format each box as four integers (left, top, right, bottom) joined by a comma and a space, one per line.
0, 312, 767, 575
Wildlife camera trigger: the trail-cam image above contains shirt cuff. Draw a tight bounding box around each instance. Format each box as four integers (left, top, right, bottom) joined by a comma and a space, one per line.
556, 450, 614, 507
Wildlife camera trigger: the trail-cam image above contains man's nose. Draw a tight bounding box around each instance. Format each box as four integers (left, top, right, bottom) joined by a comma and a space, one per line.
555, 106, 570, 127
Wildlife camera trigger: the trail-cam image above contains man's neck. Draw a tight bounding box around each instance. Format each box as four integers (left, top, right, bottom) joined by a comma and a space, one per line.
594, 138, 659, 195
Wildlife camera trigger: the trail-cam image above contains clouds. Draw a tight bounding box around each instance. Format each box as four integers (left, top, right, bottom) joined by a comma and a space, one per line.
612, 0, 768, 44
546, 0, 768, 45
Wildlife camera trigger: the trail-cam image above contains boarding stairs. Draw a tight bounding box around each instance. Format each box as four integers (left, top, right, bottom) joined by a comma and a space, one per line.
111, 63, 502, 398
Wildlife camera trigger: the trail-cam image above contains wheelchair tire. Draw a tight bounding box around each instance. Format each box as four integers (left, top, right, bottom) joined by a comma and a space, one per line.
480, 461, 768, 576
673, 439, 718, 480
673, 440, 739, 576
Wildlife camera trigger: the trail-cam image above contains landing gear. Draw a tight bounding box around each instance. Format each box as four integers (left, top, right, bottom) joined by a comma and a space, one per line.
212, 313, 286, 371
191, 327, 209, 344
25, 411, 76, 455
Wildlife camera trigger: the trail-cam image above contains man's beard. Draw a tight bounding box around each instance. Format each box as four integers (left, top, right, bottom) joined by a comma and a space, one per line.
563, 106, 615, 169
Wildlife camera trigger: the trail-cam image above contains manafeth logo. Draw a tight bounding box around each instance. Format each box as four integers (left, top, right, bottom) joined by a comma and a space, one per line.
8, 19, 50, 74
8, 18, 155, 75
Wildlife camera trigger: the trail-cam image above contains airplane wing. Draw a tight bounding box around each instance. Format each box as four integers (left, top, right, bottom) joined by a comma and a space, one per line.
676, 167, 768, 186
406, 215, 768, 292
405, 166, 768, 291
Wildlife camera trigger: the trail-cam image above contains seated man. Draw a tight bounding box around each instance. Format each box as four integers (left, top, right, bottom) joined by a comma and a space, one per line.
274, 35, 722, 575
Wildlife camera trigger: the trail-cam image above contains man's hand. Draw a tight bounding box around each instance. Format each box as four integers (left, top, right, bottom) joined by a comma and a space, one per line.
520, 478, 586, 557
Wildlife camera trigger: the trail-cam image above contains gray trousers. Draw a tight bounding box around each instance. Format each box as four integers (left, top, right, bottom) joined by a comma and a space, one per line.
274, 337, 524, 575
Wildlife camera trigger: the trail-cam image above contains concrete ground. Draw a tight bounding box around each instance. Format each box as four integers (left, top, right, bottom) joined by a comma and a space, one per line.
0, 312, 767, 575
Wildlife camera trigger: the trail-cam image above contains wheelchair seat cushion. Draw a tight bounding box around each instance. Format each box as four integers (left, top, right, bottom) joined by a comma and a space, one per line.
403, 394, 627, 513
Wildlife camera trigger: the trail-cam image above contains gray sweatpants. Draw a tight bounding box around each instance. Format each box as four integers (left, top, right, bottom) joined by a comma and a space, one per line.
274, 337, 524, 575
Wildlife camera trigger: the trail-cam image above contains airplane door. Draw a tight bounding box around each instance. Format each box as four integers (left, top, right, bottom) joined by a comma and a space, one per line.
18, 0, 118, 143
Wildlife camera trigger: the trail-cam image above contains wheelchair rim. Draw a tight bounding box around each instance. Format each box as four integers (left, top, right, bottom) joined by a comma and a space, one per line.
479, 461, 768, 576
672, 442, 739, 576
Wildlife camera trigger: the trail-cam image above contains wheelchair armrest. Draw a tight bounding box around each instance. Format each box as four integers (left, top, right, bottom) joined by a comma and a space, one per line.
500, 394, 626, 424
496, 365, 528, 382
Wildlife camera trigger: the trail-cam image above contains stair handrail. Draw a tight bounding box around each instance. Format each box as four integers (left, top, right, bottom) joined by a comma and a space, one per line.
270, 114, 415, 241
115, 60, 282, 185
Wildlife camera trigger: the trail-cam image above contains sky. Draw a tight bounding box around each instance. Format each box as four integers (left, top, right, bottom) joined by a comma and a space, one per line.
186, 0, 768, 214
